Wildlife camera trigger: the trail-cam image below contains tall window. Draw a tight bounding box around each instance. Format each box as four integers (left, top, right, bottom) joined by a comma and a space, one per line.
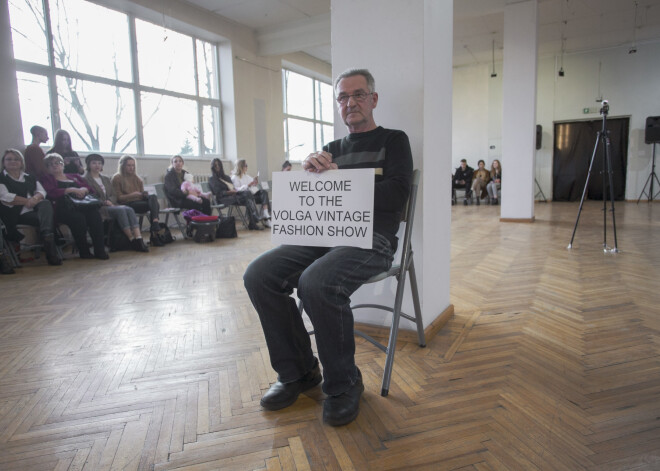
8, 0, 222, 158
282, 69, 334, 162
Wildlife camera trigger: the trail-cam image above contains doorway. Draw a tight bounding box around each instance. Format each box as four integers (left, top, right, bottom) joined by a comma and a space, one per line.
553, 117, 629, 201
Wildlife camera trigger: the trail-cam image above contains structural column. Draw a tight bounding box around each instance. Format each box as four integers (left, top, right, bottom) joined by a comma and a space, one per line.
501, 0, 538, 221
0, 1, 24, 149
331, 0, 454, 333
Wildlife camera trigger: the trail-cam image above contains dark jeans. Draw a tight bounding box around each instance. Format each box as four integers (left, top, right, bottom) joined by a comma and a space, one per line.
253, 189, 271, 212
0, 200, 55, 241
243, 233, 394, 395
126, 195, 160, 224
452, 180, 472, 199
219, 191, 261, 226
55, 202, 105, 256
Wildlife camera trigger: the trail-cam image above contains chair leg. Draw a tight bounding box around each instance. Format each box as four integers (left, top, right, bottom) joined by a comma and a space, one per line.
408, 258, 426, 347
380, 272, 409, 397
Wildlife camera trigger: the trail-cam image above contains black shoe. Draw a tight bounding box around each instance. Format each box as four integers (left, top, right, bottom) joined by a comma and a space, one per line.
151, 221, 161, 233
131, 238, 149, 252
260, 359, 322, 411
150, 234, 164, 247
79, 252, 94, 259
43, 234, 62, 266
95, 250, 109, 260
248, 223, 264, 231
323, 368, 364, 426
492, 198, 498, 205
463, 199, 468, 206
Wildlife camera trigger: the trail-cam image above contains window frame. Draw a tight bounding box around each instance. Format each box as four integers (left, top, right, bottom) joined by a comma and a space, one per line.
282, 68, 334, 162
9, 0, 223, 159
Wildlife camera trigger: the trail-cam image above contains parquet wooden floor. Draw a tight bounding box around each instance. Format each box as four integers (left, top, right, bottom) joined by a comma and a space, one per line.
1, 201, 659, 470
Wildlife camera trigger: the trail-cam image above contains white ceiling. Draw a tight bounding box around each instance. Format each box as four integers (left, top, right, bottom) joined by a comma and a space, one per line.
184, 0, 660, 67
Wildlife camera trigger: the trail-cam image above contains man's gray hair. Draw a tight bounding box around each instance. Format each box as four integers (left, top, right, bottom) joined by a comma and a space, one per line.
334, 68, 375, 93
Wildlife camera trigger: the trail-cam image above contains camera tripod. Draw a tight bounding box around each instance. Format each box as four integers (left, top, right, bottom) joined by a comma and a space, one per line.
636, 142, 659, 203
568, 100, 619, 253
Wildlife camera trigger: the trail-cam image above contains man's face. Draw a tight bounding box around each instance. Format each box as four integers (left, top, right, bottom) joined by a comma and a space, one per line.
336, 75, 378, 131
461, 161, 466, 170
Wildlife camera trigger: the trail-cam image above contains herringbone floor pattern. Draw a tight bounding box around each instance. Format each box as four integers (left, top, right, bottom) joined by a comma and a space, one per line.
1, 201, 658, 470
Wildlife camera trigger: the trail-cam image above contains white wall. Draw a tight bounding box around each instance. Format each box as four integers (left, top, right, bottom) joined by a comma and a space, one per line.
452, 65, 489, 170
453, 40, 660, 200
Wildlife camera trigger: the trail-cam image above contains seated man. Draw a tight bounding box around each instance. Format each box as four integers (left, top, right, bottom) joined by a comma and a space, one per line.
243, 68, 412, 426
453, 158, 473, 205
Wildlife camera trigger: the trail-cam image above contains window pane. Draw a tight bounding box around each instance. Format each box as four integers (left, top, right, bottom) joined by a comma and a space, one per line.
49, 0, 131, 81
317, 81, 334, 123
8, 0, 49, 65
56, 76, 137, 154
142, 92, 198, 155
202, 105, 220, 154
16, 72, 51, 143
286, 71, 313, 119
287, 118, 314, 162
197, 40, 218, 99
316, 123, 334, 150
136, 20, 195, 95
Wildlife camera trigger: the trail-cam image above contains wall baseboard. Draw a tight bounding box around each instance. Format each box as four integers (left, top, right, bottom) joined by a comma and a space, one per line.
500, 217, 535, 223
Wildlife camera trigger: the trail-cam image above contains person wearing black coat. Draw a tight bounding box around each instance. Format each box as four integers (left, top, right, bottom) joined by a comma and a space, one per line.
208, 158, 264, 230
453, 159, 474, 205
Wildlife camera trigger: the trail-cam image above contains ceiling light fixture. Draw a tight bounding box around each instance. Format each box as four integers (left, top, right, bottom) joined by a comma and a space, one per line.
558, 36, 566, 77
490, 38, 497, 78
629, 1, 638, 54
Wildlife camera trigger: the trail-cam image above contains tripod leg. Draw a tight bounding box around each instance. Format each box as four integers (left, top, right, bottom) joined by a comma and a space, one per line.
568, 132, 601, 249
636, 172, 654, 204
603, 133, 619, 252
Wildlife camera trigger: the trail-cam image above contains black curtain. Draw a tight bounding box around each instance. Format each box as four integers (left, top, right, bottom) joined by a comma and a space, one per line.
553, 117, 628, 201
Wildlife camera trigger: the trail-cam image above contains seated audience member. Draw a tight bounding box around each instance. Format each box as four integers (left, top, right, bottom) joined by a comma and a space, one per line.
47, 129, 83, 175
111, 155, 163, 246
24, 125, 49, 179
471, 159, 491, 205
84, 154, 148, 252
231, 159, 271, 224
487, 159, 502, 205
0, 149, 61, 265
453, 159, 473, 205
163, 155, 211, 215
208, 158, 264, 230
281, 160, 292, 171
41, 153, 108, 260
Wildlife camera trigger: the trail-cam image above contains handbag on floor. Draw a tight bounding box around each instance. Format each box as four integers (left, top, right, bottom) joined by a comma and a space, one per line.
216, 216, 237, 238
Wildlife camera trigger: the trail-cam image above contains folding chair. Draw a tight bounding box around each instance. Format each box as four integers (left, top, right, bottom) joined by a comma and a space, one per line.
301, 169, 425, 397
154, 183, 189, 239
200, 181, 226, 216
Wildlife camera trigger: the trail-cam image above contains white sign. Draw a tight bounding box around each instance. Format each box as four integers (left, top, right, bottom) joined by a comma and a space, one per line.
270, 169, 375, 248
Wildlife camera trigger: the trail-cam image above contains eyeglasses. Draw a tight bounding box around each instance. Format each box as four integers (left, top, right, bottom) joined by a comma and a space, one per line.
336, 92, 373, 105
50, 161, 64, 166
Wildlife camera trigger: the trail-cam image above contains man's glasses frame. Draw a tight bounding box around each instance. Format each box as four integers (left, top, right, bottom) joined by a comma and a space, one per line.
336, 92, 373, 105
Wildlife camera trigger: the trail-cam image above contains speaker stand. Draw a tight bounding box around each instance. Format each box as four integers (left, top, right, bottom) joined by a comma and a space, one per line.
535, 178, 547, 202
637, 143, 660, 203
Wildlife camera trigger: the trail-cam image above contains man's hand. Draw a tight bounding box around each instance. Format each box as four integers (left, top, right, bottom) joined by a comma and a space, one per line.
302, 151, 336, 173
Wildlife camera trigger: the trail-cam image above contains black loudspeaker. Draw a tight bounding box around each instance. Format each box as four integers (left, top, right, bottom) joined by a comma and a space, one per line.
536, 124, 542, 150
645, 116, 660, 144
